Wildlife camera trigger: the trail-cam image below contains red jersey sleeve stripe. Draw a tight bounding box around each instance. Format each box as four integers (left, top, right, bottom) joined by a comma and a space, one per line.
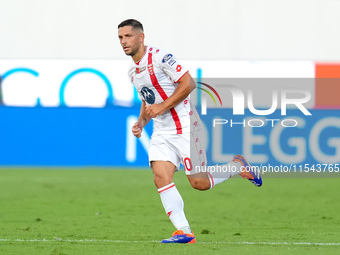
147, 52, 182, 134
174, 70, 189, 83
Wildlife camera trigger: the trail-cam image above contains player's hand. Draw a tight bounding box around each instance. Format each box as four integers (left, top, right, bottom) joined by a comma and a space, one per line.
132, 122, 143, 138
145, 103, 166, 118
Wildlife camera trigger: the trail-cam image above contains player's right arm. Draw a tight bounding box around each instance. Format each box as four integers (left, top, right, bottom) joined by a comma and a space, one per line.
132, 100, 151, 138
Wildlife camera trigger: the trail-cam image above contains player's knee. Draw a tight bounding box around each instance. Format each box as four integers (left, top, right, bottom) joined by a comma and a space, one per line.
189, 178, 210, 191
153, 174, 172, 189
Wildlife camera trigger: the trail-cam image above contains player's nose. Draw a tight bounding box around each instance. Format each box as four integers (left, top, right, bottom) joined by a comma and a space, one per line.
121, 37, 128, 44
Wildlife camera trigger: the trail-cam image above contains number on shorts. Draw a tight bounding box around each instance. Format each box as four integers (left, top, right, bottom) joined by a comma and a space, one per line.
183, 157, 192, 171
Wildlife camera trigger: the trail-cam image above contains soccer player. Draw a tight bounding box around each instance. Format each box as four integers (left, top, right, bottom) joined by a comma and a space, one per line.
118, 19, 262, 244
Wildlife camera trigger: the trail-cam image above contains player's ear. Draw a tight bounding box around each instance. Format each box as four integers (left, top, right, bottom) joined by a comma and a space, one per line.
140, 32, 145, 43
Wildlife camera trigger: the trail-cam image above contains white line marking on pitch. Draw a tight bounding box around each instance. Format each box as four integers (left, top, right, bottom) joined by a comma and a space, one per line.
0, 239, 339, 246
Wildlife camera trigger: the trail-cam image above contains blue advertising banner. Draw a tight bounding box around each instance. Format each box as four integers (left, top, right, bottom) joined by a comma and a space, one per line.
0, 107, 339, 167
200, 109, 340, 168
0, 106, 152, 166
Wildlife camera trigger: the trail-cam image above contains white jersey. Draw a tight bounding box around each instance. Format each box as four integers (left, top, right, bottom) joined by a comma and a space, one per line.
128, 46, 200, 134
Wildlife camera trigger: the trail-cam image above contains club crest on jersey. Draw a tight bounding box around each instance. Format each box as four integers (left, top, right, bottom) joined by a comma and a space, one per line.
141, 87, 155, 104
162, 54, 173, 63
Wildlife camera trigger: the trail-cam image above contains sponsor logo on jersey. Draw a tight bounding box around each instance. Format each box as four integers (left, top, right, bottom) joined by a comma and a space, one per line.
141, 86, 155, 104
162, 54, 173, 63
168, 59, 176, 66
147, 64, 154, 76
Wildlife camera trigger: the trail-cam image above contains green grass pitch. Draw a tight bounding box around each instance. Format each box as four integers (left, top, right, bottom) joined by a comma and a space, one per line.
0, 168, 339, 255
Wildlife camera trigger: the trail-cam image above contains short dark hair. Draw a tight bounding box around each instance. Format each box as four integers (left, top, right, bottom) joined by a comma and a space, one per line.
118, 19, 143, 31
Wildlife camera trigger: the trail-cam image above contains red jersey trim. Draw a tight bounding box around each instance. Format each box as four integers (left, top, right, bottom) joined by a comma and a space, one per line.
147, 52, 182, 134
174, 70, 189, 83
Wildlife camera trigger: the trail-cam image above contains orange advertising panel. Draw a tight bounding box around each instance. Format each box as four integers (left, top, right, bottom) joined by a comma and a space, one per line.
315, 64, 340, 109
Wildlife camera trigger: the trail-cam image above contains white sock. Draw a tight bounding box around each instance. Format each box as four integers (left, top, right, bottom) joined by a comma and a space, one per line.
158, 182, 191, 233
207, 162, 242, 189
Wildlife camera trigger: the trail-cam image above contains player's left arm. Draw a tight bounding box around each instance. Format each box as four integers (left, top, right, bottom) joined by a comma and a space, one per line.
145, 72, 196, 118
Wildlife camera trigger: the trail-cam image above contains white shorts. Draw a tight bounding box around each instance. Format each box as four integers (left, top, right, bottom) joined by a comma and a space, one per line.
148, 129, 207, 175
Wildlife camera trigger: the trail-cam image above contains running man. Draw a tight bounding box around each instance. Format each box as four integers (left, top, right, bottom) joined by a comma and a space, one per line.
118, 19, 262, 244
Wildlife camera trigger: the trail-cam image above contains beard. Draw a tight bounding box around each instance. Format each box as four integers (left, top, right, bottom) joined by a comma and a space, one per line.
125, 47, 138, 57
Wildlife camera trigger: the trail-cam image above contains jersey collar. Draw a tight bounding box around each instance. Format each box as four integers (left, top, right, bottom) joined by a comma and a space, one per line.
135, 45, 148, 65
